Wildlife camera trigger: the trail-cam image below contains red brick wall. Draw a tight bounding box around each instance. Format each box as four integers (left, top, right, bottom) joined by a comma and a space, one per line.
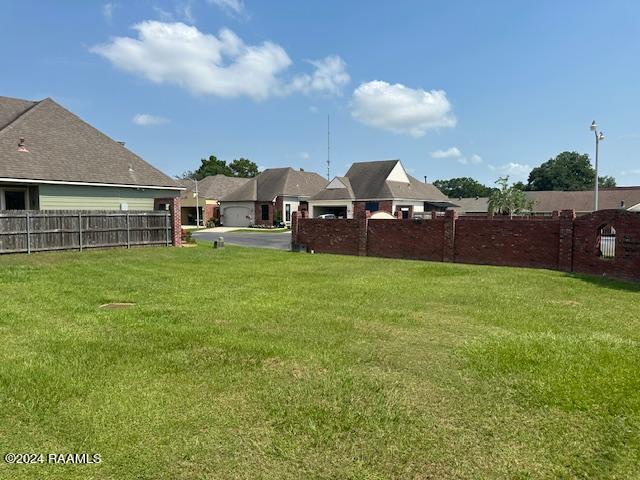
154, 196, 181, 246
367, 218, 445, 261
572, 210, 640, 282
292, 208, 640, 283
203, 204, 218, 225
353, 200, 393, 216
454, 216, 561, 269
254, 202, 274, 226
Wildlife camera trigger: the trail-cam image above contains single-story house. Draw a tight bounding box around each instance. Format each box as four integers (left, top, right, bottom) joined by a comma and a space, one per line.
178, 174, 251, 226
453, 187, 640, 215
219, 167, 327, 227
308, 159, 455, 219
0, 95, 182, 211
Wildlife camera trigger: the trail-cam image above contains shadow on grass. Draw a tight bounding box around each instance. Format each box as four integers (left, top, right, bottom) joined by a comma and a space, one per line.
564, 272, 640, 293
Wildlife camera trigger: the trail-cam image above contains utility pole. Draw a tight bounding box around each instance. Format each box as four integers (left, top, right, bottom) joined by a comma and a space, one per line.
590, 121, 605, 211
327, 115, 331, 180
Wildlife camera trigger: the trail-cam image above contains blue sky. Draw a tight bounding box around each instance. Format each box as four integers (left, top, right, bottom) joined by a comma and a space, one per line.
2, 0, 640, 185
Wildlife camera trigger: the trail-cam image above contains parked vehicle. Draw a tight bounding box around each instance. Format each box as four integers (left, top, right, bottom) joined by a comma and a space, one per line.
317, 214, 336, 219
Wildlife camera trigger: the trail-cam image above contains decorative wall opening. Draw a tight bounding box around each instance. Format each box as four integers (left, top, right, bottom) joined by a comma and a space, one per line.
598, 224, 616, 259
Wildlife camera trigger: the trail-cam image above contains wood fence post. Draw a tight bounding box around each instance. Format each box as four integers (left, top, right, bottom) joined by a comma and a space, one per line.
78, 212, 83, 252
26, 212, 31, 254
165, 212, 170, 246
126, 213, 131, 248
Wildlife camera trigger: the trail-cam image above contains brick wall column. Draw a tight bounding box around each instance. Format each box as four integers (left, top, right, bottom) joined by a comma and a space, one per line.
443, 209, 457, 262
357, 209, 370, 256
291, 209, 308, 250
154, 196, 182, 246
558, 209, 576, 272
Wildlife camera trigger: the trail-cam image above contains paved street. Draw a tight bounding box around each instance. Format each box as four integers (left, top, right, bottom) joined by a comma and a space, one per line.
192, 230, 292, 250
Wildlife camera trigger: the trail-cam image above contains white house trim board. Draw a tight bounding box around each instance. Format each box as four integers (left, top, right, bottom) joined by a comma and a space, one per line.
386, 161, 410, 183
0, 177, 184, 191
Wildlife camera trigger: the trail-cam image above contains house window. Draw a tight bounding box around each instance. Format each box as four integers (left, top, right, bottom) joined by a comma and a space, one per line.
598, 225, 616, 259
261, 204, 270, 221
2, 189, 27, 210
285, 204, 291, 222
364, 201, 379, 212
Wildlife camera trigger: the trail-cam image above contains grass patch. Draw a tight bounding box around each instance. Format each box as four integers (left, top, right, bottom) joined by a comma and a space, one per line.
0, 246, 639, 479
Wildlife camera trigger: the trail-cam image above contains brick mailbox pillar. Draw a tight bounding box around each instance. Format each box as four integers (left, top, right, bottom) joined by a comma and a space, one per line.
558, 209, 576, 272
443, 209, 458, 262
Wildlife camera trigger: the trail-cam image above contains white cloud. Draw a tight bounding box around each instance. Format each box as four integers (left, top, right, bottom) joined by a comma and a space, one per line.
102, 2, 116, 22
207, 0, 248, 19
299, 152, 310, 160
431, 147, 461, 159
488, 162, 531, 180
621, 168, 640, 176
132, 113, 170, 125
431, 147, 482, 165
459, 153, 483, 165
92, 21, 347, 101
350, 81, 456, 137
288, 56, 350, 96
92, 22, 290, 100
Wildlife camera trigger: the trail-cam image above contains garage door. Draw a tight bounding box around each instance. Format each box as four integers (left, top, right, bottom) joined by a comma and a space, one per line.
223, 206, 252, 227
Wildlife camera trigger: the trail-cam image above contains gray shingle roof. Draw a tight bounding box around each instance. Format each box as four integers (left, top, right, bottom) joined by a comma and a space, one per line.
0, 96, 180, 189
220, 167, 327, 202
452, 188, 640, 214
179, 175, 251, 200
310, 160, 448, 201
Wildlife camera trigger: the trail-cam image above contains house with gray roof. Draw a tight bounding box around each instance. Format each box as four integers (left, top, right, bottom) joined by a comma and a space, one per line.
453, 187, 640, 216
308, 160, 453, 219
218, 167, 327, 227
178, 175, 251, 226
0, 95, 182, 211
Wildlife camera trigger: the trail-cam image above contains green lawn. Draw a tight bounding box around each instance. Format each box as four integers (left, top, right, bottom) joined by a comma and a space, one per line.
1, 246, 639, 479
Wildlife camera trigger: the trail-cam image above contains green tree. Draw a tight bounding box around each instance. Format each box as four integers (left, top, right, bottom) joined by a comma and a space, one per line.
229, 158, 259, 178
488, 176, 534, 217
433, 177, 495, 198
599, 175, 616, 188
527, 152, 595, 191
192, 155, 233, 179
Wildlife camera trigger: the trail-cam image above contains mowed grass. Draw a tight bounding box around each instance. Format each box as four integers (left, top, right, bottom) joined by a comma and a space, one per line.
0, 246, 639, 479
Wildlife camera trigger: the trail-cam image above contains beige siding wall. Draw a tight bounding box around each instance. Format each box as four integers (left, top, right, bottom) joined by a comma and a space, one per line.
38, 184, 178, 211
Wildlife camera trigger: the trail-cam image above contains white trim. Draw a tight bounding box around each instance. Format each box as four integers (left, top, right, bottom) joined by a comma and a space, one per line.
0, 177, 184, 191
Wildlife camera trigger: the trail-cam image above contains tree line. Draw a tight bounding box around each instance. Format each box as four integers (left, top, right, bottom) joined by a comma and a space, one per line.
434, 151, 616, 199
180, 155, 260, 180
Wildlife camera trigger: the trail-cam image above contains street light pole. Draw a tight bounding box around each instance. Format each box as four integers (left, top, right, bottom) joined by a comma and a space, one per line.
590, 121, 605, 211
194, 178, 200, 226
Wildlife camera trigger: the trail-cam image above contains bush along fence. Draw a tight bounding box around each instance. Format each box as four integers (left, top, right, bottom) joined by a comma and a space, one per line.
0, 209, 181, 255
291, 209, 640, 283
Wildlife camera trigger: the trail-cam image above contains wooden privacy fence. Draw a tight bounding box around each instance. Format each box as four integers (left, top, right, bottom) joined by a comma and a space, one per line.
0, 210, 172, 254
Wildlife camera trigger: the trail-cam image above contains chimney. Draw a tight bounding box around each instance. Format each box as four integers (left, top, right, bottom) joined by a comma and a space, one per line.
424, 175, 427, 183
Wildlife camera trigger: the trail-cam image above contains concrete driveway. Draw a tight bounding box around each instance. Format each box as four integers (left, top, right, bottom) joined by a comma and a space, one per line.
192, 229, 292, 250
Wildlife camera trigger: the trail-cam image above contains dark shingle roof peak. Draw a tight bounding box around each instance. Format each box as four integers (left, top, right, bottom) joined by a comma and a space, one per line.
220, 167, 327, 201
0, 96, 180, 188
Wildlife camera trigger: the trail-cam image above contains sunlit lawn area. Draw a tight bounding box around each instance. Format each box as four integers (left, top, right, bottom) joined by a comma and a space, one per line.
1, 245, 639, 479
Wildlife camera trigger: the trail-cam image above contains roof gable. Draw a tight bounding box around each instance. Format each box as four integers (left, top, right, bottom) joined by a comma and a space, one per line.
220, 167, 327, 202
0, 96, 179, 188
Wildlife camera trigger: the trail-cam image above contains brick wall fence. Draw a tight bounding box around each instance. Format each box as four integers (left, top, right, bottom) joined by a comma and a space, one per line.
291, 208, 640, 283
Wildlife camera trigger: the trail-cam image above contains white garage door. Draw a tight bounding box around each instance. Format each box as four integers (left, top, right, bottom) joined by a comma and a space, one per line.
223, 206, 252, 227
